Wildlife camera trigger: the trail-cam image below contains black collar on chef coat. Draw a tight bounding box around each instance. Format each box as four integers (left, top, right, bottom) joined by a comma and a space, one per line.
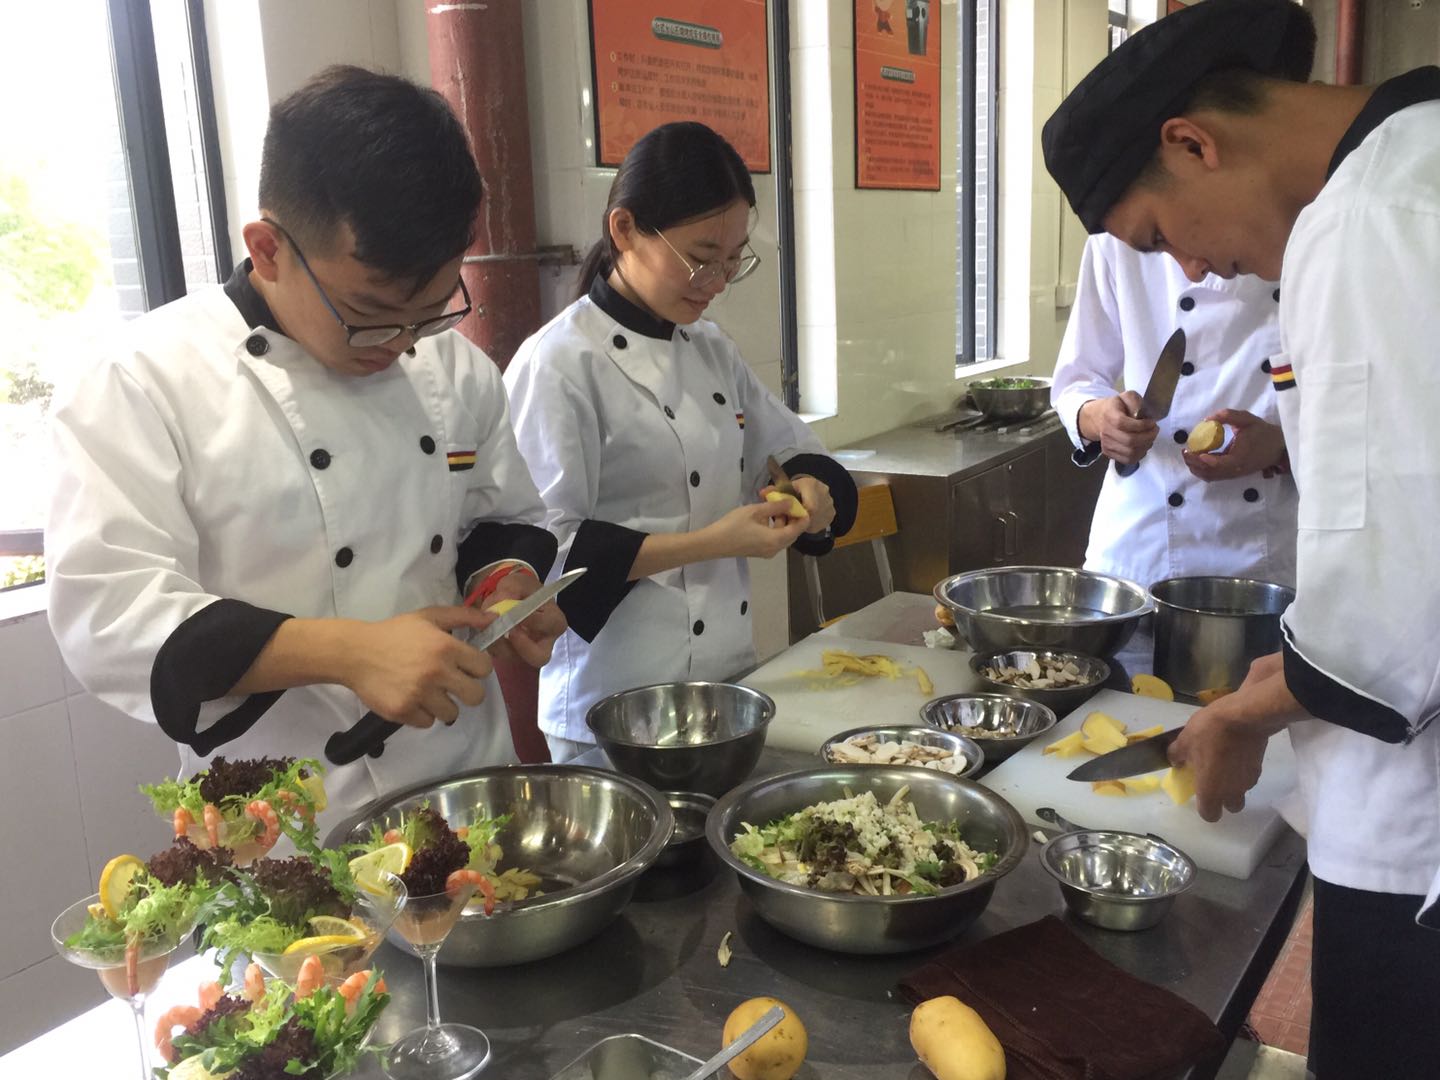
223, 257, 284, 334
1326, 66, 1440, 181
589, 272, 676, 341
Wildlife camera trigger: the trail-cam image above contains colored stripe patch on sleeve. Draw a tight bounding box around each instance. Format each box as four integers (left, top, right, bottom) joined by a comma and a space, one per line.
447, 450, 478, 471
736, 412, 746, 428
1271, 363, 1296, 391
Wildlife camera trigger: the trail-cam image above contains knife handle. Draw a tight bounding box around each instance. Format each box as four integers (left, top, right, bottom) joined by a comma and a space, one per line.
324, 711, 401, 766
1115, 461, 1139, 478
1072, 440, 1105, 468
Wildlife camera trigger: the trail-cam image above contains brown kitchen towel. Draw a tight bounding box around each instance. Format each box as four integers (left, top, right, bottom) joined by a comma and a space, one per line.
898, 916, 1225, 1080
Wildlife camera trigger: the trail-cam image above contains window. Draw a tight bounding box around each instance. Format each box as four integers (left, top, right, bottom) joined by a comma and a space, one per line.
0, 0, 229, 590
1108, 0, 1130, 53
957, 0, 998, 366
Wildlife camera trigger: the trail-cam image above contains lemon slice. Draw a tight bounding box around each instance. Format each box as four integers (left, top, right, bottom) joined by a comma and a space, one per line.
99, 855, 147, 919
349, 842, 411, 895
282, 933, 364, 957
307, 915, 367, 940
167, 1056, 235, 1080
299, 772, 328, 813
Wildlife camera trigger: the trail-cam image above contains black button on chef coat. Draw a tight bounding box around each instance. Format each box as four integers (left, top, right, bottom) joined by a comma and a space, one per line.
430, 535, 444, 554
335, 547, 354, 567
420, 435, 436, 455
310, 449, 331, 470
1168, 492, 1184, 508
245, 335, 269, 357
1179, 296, 1195, 312
689, 471, 700, 487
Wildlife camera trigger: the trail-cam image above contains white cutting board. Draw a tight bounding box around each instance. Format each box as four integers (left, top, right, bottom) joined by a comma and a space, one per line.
743, 633, 982, 752
980, 689, 1297, 879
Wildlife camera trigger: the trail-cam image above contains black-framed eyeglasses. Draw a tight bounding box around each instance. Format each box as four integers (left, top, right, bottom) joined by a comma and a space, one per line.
262, 217, 474, 348
656, 231, 761, 288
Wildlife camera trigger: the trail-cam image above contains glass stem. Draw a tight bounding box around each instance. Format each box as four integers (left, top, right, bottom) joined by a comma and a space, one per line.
129, 998, 149, 1080
421, 948, 443, 1031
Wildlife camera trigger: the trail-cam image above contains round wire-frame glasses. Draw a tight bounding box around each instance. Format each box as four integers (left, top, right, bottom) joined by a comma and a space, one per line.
656, 230, 761, 289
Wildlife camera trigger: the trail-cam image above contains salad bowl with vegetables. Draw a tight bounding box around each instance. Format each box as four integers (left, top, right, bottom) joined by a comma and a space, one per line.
708, 766, 1029, 954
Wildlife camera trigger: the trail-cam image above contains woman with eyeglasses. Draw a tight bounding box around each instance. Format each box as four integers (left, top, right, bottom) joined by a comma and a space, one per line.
504, 122, 858, 762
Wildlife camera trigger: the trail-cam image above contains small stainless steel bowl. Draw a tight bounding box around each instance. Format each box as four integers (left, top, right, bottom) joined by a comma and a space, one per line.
818, 725, 984, 778
967, 377, 1053, 421
920, 693, 1057, 763
969, 649, 1110, 717
1041, 830, 1197, 931
585, 681, 774, 797
934, 566, 1152, 658
327, 765, 673, 968
654, 791, 715, 871
707, 766, 1028, 954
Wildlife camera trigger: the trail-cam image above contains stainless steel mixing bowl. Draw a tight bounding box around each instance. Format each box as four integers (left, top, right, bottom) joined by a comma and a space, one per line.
586, 681, 774, 797
967, 377, 1053, 421
934, 565, 1152, 657
707, 766, 1028, 954
1041, 830, 1196, 931
919, 693, 1058, 763
969, 648, 1111, 716
327, 765, 673, 967
818, 724, 985, 777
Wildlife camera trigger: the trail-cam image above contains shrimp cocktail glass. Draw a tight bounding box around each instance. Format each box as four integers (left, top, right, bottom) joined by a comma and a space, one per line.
51, 891, 197, 1080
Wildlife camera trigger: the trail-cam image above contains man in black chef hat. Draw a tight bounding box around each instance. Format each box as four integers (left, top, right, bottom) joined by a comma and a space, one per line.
1044, 2, 1440, 1076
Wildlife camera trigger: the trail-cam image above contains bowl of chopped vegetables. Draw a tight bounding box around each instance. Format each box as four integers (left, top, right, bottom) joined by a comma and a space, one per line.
708, 766, 1028, 953
328, 765, 673, 968
966, 375, 1052, 421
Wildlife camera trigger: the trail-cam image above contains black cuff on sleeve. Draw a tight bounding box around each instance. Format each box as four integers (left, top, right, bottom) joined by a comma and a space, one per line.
1282, 635, 1411, 745
150, 599, 292, 756
455, 522, 559, 592
559, 519, 648, 643
784, 452, 859, 557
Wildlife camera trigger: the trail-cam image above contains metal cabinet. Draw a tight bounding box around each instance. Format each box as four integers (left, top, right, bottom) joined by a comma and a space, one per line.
948, 445, 1048, 570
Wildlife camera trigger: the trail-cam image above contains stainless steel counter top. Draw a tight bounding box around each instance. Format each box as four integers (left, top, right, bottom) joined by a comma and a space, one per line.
839, 410, 1065, 482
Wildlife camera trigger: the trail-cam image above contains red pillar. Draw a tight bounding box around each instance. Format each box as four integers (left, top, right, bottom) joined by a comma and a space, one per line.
1336, 0, 1365, 86
428, 2, 548, 763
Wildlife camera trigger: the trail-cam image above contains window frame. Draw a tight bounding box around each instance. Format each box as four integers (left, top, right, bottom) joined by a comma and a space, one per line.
958, 0, 998, 367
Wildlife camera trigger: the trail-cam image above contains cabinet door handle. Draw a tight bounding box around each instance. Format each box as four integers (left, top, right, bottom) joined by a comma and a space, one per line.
1001, 510, 1019, 558
991, 514, 1009, 562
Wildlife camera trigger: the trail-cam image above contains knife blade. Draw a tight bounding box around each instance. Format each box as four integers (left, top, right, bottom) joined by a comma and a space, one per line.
765, 455, 798, 497
324, 567, 587, 766
1066, 727, 1183, 782
1072, 327, 1187, 473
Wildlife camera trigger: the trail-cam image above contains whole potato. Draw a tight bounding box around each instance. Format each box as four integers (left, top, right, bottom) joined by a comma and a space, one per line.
910, 995, 1005, 1080
722, 996, 807, 1080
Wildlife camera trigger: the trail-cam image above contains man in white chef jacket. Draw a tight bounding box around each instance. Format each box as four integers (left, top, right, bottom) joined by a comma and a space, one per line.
1053, 233, 1297, 593
1044, 2, 1440, 1075
46, 67, 564, 834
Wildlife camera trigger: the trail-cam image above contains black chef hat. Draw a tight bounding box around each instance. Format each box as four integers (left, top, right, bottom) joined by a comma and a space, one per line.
1043, 0, 1316, 234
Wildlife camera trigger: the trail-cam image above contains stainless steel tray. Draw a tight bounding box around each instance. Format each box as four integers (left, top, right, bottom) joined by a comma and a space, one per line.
549, 1033, 703, 1080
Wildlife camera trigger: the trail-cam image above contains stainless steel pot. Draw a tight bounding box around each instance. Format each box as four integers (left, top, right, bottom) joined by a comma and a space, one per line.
1149, 576, 1295, 698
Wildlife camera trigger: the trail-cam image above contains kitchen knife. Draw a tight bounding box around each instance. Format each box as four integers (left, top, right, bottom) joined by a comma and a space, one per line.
324, 566, 587, 766
1072, 327, 1187, 474
1066, 727, 1183, 782
765, 454, 799, 497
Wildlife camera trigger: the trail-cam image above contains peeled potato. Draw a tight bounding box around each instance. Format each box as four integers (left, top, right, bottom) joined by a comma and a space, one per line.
1186, 419, 1224, 454
910, 995, 1005, 1080
1197, 686, 1234, 705
487, 598, 520, 615
1042, 731, 1087, 758
934, 603, 956, 628
1131, 674, 1175, 701
764, 491, 808, 519
1162, 765, 1196, 805
1126, 724, 1166, 744
723, 997, 807, 1080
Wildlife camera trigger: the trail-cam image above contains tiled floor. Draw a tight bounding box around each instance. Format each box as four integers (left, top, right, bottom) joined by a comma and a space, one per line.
1246, 892, 1314, 1058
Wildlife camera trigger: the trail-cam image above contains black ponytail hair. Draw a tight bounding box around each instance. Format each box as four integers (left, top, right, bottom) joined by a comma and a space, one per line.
575, 122, 756, 300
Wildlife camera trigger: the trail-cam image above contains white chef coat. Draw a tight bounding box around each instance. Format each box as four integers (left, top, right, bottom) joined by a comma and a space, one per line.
1053, 233, 1298, 589
1270, 76, 1440, 919
504, 280, 853, 743
47, 275, 554, 836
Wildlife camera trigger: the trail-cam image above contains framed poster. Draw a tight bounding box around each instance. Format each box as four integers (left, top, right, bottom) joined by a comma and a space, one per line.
854, 0, 942, 190
588, 0, 771, 172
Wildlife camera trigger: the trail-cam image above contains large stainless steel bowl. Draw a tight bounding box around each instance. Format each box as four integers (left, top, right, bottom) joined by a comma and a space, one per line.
919, 693, 1058, 763
1041, 830, 1196, 931
586, 681, 773, 797
1150, 576, 1295, 698
967, 377, 1053, 421
327, 765, 673, 967
934, 566, 1152, 657
707, 766, 1029, 954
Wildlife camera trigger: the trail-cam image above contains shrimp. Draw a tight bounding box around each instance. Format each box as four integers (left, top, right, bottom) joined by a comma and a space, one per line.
445, 869, 497, 916
243, 962, 266, 1002
153, 1004, 204, 1063
337, 970, 388, 1012
173, 807, 194, 839
383, 828, 403, 845
274, 788, 314, 821
294, 955, 326, 999
202, 803, 223, 849
245, 799, 280, 851
454, 825, 470, 840
197, 980, 224, 1011
124, 936, 140, 998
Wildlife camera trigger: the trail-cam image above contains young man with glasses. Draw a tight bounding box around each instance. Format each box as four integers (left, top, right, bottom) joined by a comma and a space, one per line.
46, 66, 564, 829
504, 121, 858, 762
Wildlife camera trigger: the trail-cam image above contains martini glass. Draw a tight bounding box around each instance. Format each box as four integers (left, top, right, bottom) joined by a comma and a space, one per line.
252, 872, 408, 985
383, 878, 490, 1080
51, 894, 192, 1080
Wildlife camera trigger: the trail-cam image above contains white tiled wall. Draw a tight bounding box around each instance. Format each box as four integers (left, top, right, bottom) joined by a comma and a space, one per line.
0, 603, 182, 1055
